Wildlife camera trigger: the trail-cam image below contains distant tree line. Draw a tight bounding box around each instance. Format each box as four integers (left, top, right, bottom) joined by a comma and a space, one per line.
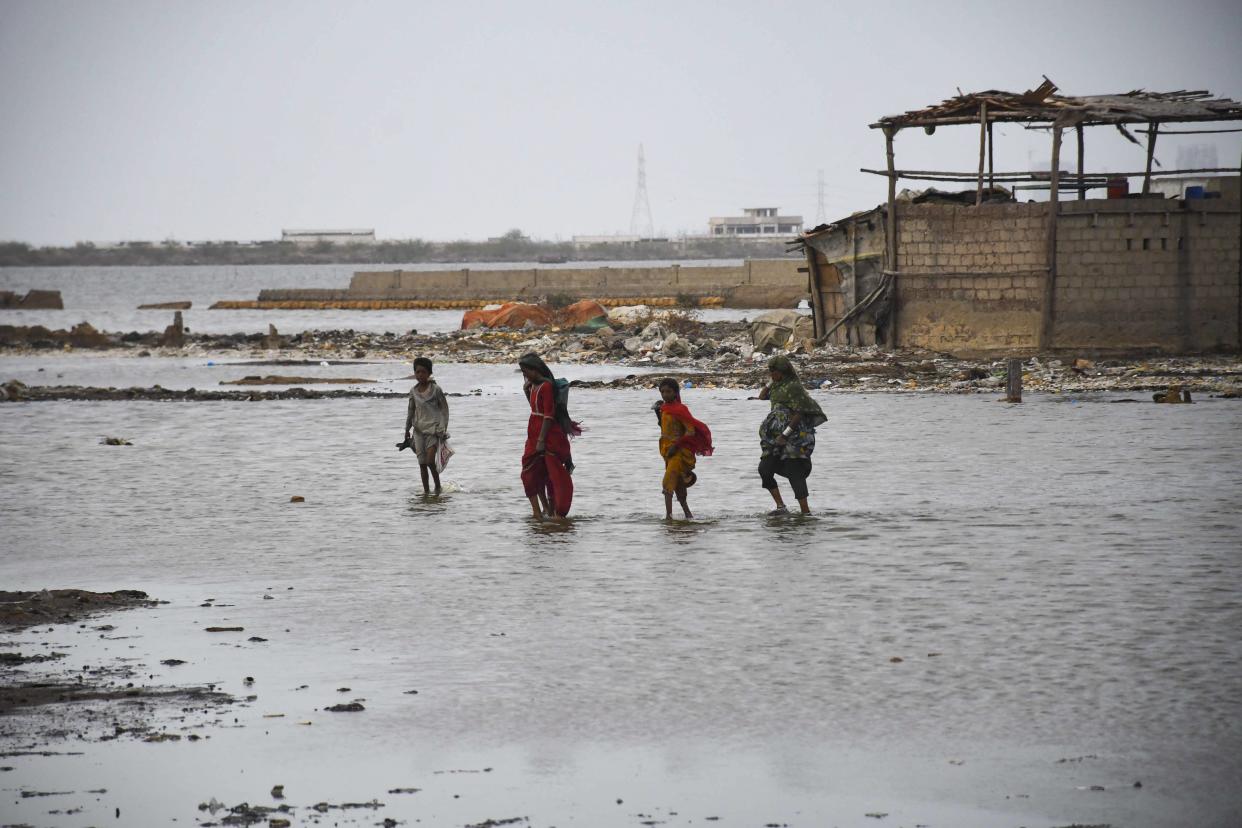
0, 235, 797, 267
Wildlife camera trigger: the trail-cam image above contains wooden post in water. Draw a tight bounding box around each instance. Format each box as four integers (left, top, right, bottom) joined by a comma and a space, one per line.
1006, 358, 1023, 403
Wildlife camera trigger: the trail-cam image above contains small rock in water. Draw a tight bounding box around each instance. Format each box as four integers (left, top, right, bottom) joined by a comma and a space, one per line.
325, 702, 365, 712
289, 495, 305, 503
271, 784, 284, 799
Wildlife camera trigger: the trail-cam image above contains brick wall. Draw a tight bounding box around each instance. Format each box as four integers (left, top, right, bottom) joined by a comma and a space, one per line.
894, 202, 1047, 353
889, 199, 1240, 355
1054, 200, 1239, 351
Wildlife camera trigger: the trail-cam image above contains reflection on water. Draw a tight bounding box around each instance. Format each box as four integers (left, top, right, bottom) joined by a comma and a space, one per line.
1, 388, 1240, 827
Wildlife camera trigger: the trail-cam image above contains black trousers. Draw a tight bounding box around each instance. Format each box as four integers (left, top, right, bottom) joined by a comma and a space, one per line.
758, 456, 812, 501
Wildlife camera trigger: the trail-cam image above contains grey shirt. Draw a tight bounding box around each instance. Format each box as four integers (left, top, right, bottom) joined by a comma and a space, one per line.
406, 380, 449, 436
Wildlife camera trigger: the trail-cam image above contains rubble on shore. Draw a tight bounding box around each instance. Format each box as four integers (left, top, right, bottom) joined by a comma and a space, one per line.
3, 315, 1241, 398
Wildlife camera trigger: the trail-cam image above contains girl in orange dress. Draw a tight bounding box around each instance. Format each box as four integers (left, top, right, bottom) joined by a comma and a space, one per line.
653, 378, 712, 520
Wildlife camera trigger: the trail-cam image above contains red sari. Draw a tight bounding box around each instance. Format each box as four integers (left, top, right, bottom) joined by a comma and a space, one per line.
521, 380, 574, 516
658, 401, 713, 456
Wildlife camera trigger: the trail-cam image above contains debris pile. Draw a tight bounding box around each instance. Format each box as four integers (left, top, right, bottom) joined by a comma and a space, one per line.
3, 305, 1240, 399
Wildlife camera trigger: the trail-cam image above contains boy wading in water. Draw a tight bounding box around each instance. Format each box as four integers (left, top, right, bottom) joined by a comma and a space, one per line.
403, 357, 450, 494
653, 378, 713, 520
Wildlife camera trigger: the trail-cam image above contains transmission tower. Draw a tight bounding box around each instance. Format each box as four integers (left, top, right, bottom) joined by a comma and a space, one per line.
816, 169, 827, 225
630, 144, 654, 238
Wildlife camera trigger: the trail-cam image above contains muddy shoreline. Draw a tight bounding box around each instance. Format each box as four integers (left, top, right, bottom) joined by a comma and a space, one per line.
0, 592, 565, 827
0, 591, 236, 749
3, 319, 1241, 400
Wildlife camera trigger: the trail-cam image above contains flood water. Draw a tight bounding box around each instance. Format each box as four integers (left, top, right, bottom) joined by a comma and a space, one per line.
2, 374, 1241, 826
0, 261, 780, 335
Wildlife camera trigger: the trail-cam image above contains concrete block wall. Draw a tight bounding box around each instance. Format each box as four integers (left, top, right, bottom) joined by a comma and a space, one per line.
894, 202, 1047, 353
346, 260, 805, 302
1053, 200, 1239, 351
1185, 205, 1241, 350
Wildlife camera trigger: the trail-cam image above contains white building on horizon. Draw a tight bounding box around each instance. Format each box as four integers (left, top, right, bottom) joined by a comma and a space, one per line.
281, 228, 376, 245
707, 207, 802, 238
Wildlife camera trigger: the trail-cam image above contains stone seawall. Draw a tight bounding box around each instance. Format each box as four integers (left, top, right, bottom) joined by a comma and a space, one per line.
219, 259, 808, 309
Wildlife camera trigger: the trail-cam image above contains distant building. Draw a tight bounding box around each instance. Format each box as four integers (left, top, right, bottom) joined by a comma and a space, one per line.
708, 207, 803, 238
1149, 174, 1239, 201
281, 229, 376, 245
571, 234, 644, 250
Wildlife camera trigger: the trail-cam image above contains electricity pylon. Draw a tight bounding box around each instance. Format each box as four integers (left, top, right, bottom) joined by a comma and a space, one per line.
630, 144, 654, 238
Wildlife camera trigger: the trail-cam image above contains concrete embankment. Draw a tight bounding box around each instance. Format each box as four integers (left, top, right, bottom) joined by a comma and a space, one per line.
210, 259, 808, 310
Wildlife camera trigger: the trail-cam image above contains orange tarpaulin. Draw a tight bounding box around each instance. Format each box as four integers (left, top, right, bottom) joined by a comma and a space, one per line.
560, 300, 608, 329
460, 302, 553, 330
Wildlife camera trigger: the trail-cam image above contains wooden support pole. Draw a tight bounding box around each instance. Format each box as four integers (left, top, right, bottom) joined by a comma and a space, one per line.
884, 127, 899, 347
1006, 358, 1023, 403
1142, 122, 1159, 195
850, 221, 860, 302
976, 102, 988, 206
806, 246, 826, 340
1039, 126, 1063, 350
987, 121, 995, 191
1076, 124, 1086, 200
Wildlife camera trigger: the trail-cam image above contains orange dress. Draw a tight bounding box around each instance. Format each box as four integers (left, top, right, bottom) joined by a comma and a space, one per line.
659, 412, 696, 492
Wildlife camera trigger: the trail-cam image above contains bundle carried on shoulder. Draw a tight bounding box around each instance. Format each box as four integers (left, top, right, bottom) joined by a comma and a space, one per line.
660, 401, 713, 456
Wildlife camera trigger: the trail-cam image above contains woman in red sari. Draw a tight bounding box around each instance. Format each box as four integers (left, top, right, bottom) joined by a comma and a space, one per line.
519, 353, 580, 521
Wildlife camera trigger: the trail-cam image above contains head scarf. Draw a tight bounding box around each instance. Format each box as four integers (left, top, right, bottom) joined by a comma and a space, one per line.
519, 353, 582, 437
656, 378, 713, 456
767, 355, 827, 428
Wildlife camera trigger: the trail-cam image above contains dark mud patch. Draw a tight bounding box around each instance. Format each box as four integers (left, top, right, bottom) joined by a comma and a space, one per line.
1, 590, 237, 750
0, 651, 67, 665
1, 382, 403, 402
219, 374, 377, 385
0, 681, 232, 716
0, 589, 164, 631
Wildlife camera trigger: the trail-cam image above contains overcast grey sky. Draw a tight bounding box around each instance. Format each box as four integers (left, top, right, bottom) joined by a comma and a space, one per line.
2, 0, 1240, 245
